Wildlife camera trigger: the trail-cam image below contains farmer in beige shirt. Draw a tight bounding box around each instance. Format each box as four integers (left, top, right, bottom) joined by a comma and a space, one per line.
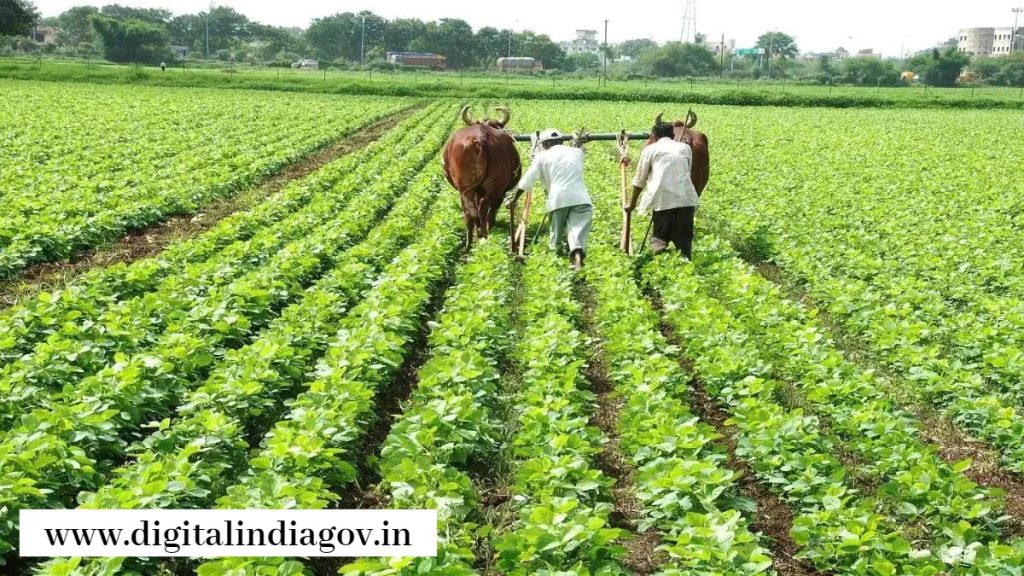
626, 120, 700, 258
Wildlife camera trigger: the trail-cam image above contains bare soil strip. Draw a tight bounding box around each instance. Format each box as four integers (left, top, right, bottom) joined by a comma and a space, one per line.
0, 107, 420, 309
475, 256, 523, 575
339, 251, 462, 511
651, 297, 823, 576
576, 281, 668, 576
752, 260, 1024, 535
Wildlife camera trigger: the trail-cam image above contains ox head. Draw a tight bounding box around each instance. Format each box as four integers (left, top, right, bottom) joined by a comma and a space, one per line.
460, 105, 511, 129
647, 109, 699, 145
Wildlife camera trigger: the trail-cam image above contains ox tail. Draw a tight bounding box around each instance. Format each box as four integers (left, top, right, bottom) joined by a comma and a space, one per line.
459, 137, 488, 192
456, 137, 488, 222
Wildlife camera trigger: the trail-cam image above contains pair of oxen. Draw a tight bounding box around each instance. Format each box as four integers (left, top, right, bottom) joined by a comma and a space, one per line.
442, 105, 709, 249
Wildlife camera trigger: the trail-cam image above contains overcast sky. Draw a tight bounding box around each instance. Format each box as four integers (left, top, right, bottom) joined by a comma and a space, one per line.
32, 0, 1024, 57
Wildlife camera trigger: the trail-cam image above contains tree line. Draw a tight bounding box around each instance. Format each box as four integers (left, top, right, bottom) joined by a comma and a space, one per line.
2, 0, 1023, 87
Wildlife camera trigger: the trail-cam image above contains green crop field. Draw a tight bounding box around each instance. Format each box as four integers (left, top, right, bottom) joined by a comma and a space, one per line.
2, 78, 1024, 575
0, 79, 412, 278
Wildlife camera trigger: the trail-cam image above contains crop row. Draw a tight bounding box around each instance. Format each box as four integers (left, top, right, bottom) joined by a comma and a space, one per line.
40, 169, 463, 575
0, 114, 454, 559
557, 147, 774, 574
644, 247, 1024, 574
644, 255, 950, 573
342, 236, 514, 576
690, 242, 1008, 540
0, 104, 450, 433
699, 105, 1024, 442
489, 249, 625, 575
0, 101, 442, 367
0, 80, 414, 276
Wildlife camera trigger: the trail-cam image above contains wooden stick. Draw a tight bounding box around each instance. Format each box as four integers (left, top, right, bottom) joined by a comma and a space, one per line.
619, 163, 631, 254
617, 131, 632, 255
515, 189, 534, 257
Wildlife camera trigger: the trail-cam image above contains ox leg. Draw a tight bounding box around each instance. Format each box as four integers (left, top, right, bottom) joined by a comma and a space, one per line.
479, 204, 494, 239
459, 194, 476, 251
464, 216, 475, 251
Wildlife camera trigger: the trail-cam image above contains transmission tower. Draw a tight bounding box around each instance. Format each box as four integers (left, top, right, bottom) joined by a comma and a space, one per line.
680, 0, 697, 43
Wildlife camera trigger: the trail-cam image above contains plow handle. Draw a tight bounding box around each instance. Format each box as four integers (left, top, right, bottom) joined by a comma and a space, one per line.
619, 163, 632, 254
514, 189, 534, 256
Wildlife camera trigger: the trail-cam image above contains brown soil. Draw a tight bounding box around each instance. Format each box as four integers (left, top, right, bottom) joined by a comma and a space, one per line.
0, 107, 419, 309
336, 253, 456, 511
918, 412, 1024, 536
653, 301, 824, 576
577, 281, 668, 576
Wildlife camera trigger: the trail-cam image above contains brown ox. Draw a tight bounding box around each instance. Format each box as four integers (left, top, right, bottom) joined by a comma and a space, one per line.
442, 105, 522, 249
645, 110, 710, 195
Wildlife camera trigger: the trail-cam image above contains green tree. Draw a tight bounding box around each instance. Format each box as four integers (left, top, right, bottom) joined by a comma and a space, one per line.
167, 13, 202, 53
306, 12, 360, 62
383, 18, 425, 52
909, 47, 969, 87
54, 5, 98, 46
617, 38, 658, 59
204, 6, 252, 53
994, 54, 1024, 86
249, 24, 307, 61
969, 56, 1002, 83
641, 42, 717, 77
409, 18, 475, 68
565, 52, 600, 71
755, 31, 798, 58
840, 56, 901, 86
99, 3, 170, 24
91, 14, 169, 63
475, 26, 507, 68
816, 54, 837, 81
0, 0, 39, 36
306, 11, 383, 64
518, 31, 565, 70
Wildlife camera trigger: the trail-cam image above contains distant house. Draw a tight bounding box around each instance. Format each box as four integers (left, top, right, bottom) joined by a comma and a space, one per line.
834, 47, 850, 59
31, 27, 58, 44
496, 57, 542, 71
170, 45, 189, 59
291, 59, 319, 69
857, 48, 880, 58
386, 52, 447, 70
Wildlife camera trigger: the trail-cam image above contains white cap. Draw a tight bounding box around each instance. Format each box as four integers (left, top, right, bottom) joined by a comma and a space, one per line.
539, 129, 562, 143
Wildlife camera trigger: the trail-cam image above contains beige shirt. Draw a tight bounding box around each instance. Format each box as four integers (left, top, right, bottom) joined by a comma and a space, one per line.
633, 137, 700, 214
519, 145, 593, 213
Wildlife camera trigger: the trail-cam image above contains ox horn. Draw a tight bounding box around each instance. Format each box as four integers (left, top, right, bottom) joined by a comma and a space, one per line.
654, 112, 664, 125
685, 108, 698, 128
460, 105, 475, 125
494, 106, 511, 128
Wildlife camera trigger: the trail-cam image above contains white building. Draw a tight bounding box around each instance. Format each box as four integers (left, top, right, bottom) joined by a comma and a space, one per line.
701, 38, 736, 57
992, 27, 1018, 55
561, 30, 601, 55
958, 27, 1021, 57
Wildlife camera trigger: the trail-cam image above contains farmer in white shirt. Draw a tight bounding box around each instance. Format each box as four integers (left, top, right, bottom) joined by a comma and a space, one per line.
626, 119, 700, 258
506, 129, 593, 269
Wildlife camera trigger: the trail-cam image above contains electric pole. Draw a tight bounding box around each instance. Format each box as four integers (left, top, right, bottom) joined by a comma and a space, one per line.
768, 29, 775, 78
361, 15, 366, 64
604, 19, 609, 85
204, 1, 214, 59
720, 32, 725, 76
1013, 8, 1023, 55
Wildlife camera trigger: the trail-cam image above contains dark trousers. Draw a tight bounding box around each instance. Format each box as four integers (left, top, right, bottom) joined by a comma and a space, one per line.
651, 207, 695, 259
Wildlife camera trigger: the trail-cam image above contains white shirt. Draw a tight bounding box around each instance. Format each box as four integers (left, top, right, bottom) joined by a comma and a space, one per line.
518, 145, 592, 213
633, 137, 700, 214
